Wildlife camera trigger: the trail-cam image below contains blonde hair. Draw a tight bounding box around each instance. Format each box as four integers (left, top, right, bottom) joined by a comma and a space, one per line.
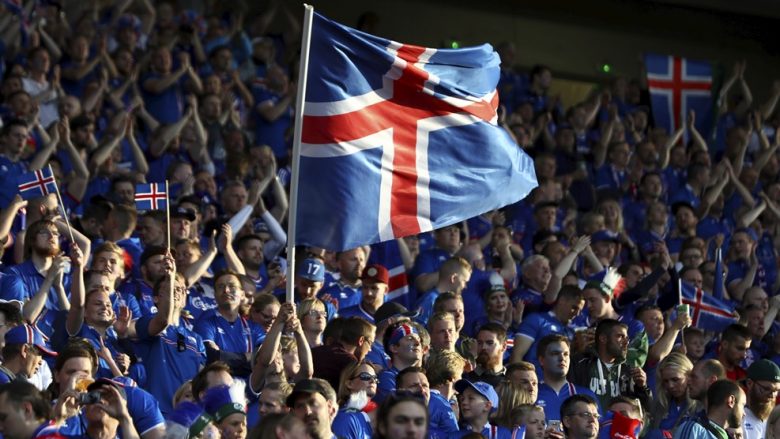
425, 349, 465, 387
651, 352, 693, 430
509, 404, 544, 429
297, 297, 325, 320
491, 381, 533, 428
337, 360, 376, 405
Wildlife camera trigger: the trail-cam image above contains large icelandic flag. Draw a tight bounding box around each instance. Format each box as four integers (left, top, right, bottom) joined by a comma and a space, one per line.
134, 183, 167, 211
645, 53, 713, 141
17, 168, 57, 200
295, 12, 538, 251
679, 281, 738, 332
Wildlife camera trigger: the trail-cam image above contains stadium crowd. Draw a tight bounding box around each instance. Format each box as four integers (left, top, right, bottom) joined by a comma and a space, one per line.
1, 1, 780, 439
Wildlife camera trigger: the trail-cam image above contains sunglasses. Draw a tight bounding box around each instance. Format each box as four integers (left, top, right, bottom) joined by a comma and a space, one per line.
352, 372, 378, 383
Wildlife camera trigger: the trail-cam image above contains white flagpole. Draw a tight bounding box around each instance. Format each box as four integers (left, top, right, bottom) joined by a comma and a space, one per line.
285, 4, 315, 304
165, 180, 171, 251
49, 164, 74, 242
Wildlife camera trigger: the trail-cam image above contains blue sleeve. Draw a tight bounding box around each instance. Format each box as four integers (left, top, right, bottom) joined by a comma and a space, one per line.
332, 412, 362, 439
126, 386, 165, 436
410, 251, 440, 281
516, 313, 541, 340
135, 316, 156, 340
194, 318, 216, 343
250, 321, 266, 347
414, 293, 436, 326
0, 271, 28, 303
430, 400, 459, 434
375, 371, 396, 403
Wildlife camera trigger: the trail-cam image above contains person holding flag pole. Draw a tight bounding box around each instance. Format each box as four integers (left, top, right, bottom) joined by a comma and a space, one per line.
285, 5, 538, 304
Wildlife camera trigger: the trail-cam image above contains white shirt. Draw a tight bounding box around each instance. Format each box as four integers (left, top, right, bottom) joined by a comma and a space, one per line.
22, 77, 59, 128
743, 407, 766, 439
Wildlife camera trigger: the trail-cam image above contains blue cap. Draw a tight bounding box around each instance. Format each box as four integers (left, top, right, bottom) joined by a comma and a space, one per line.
202, 384, 246, 423
298, 258, 325, 282
454, 380, 499, 412
4, 324, 57, 357
169, 402, 214, 438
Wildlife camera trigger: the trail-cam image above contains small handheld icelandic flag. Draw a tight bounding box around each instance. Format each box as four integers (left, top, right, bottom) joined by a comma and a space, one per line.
17, 168, 57, 200
135, 183, 167, 211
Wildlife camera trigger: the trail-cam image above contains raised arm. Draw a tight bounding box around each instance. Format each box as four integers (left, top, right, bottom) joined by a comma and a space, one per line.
23, 256, 67, 324
66, 244, 86, 336
146, 253, 176, 336
250, 302, 293, 392
288, 311, 313, 382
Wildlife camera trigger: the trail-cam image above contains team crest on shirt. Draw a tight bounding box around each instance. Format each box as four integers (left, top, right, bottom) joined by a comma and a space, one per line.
550, 325, 558, 331
217, 327, 226, 334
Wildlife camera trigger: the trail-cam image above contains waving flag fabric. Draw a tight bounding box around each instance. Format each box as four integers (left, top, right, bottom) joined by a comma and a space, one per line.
645, 53, 713, 142
135, 183, 167, 211
17, 168, 57, 200
295, 12, 537, 251
680, 281, 738, 332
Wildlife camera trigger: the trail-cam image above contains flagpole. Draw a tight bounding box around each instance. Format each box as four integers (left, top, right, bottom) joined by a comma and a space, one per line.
165, 180, 171, 251
678, 277, 685, 348
285, 3, 314, 304
49, 164, 74, 242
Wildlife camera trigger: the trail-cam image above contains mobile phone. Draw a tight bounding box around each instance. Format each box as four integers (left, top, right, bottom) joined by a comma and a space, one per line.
77, 391, 102, 405
548, 420, 563, 432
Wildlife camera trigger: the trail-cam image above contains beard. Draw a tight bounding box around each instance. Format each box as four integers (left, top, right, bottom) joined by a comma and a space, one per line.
34, 243, 60, 258
748, 398, 775, 421
477, 352, 500, 369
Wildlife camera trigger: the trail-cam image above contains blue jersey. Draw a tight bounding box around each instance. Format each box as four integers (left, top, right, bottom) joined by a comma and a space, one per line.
515, 311, 575, 370
461, 268, 493, 335
410, 248, 451, 283
429, 390, 459, 436
110, 290, 142, 322
0, 155, 29, 207
510, 287, 548, 317
414, 289, 440, 326
375, 366, 399, 403
339, 304, 375, 324
141, 72, 184, 124
117, 279, 157, 317
595, 164, 627, 191
184, 282, 218, 320
0, 259, 71, 340
537, 381, 600, 422
364, 341, 390, 370
332, 408, 372, 439
194, 310, 266, 355
135, 316, 206, 415
72, 324, 121, 379
114, 377, 166, 437
320, 281, 362, 310
251, 85, 293, 159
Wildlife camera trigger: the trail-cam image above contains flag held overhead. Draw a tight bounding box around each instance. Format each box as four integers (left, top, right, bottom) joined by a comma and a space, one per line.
135, 183, 168, 211
17, 168, 57, 200
294, 12, 538, 252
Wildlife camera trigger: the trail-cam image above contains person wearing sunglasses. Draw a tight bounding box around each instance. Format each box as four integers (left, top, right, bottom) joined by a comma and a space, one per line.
332, 361, 378, 439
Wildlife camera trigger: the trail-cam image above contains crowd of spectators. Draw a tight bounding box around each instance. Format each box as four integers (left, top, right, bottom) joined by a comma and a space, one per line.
2, 1, 780, 439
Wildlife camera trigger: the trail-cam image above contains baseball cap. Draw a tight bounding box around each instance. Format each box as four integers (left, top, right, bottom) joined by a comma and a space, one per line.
374, 302, 419, 326
361, 264, 389, 285
297, 258, 325, 282
286, 378, 337, 407
455, 380, 499, 412
483, 283, 507, 299
172, 206, 197, 221
747, 359, 780, 383
4, 324, 57, 356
